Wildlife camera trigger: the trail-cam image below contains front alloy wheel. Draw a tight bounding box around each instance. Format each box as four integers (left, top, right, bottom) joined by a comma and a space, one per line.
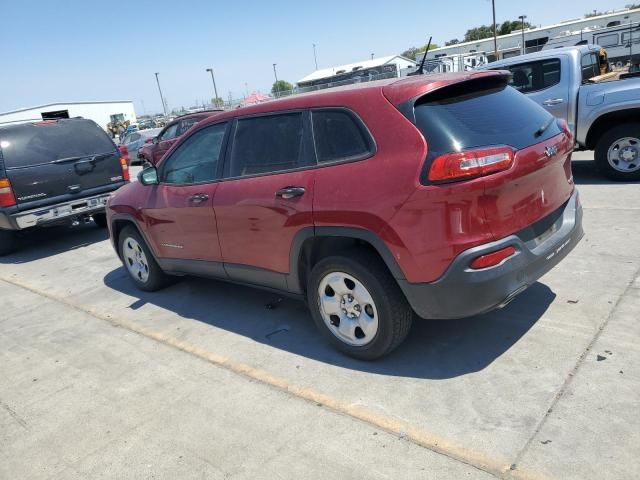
122, 236, 150, 283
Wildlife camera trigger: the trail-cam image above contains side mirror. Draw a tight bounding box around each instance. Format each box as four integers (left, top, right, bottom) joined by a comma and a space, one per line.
138, 166, 159, 185
152, 137, 159, 145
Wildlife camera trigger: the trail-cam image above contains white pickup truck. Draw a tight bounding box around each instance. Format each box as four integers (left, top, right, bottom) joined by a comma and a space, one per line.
483, 45, 640, 181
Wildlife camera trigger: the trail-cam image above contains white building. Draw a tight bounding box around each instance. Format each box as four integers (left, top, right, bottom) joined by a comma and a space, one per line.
0, 101, 137, 131
297, 55, 417, 91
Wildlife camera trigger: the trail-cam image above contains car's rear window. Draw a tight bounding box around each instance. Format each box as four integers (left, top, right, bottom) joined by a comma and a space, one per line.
414, 77, 561, 182
0, 119, 116, 169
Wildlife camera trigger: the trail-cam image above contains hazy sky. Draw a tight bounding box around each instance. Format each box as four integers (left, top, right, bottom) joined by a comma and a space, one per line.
1, 0, 630, 114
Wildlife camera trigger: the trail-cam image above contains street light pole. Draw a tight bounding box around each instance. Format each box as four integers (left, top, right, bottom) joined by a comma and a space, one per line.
313, 43, 318, 70
519, 15, 527, 55
154, 72, 167, 115
205, 68, 219, 106
492, 0, 498, 59
273, 63, 279, 97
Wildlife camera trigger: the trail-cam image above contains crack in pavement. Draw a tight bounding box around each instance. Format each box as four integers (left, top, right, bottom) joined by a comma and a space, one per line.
507, 264, 640, 476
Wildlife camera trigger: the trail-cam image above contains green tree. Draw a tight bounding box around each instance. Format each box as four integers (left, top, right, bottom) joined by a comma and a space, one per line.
211, 97, 224, 108
272, 80, 294, 96
445, 39, 460, 46
464, 25, 495, 42
401, 42, 439, 60
498, 20, 531, 36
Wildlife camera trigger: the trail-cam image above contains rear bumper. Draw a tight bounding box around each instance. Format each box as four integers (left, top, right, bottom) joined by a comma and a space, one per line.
399, 189, 583, 319
0, 193, 112, 231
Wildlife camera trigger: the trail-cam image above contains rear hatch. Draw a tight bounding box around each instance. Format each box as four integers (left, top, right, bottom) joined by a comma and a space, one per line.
410, 76, 574, 240
0, 119, 124, 210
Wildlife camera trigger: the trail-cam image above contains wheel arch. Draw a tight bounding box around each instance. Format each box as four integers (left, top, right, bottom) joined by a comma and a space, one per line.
287, 227, 405, 295
110, 214, 159, 262
585, 109, 640, 150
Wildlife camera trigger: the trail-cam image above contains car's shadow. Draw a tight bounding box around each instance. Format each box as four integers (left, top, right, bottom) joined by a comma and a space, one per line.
0, 223, 109, 264
104, 267, 555, 379
572, 158, 638, 185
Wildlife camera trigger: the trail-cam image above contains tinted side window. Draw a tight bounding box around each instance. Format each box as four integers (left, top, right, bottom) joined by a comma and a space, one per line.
160, 123, 227, 184
312, 110, 372, 162
506, 59, 560, 93
229, 113, 305, 177
160, 123, 179, 141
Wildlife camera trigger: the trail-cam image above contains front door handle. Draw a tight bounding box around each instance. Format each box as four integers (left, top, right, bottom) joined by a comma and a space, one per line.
276, 186, 305, 199
189, 193, 209, 203
543, 98, 564, 106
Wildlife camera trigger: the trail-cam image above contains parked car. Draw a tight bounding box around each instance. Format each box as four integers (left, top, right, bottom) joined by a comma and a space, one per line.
138, 111, 222, 165
482, 45, 640, 181
106, 71, 583, 359
120, 128, 161, 165
0, 118, 130, 255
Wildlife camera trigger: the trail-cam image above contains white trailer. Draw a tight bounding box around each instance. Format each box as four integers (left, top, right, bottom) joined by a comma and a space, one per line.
419, 7, 640, 65
0, 101, 137, 131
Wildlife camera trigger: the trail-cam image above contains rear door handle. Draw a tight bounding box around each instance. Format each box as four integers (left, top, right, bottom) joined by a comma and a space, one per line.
276, 186, 305, 199
543, 98, 564, 106
189, 193, 209, 203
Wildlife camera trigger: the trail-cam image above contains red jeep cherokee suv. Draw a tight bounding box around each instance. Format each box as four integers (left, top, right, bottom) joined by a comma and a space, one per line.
107, 71, 583, 359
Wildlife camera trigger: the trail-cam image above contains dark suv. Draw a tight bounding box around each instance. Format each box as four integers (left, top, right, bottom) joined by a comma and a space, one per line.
138, 111, 222, 165
107, 71, 583, 359
0, 118, 129, 255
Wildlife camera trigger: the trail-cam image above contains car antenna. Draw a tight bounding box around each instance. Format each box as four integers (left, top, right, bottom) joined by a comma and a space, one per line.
408, 36, 432, 76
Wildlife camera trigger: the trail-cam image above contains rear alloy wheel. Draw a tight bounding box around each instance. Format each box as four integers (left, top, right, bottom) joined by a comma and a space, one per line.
118, 226, 172, 292
595, 124, 640, 181
0, 229, 16, 256
308, 252, 413, 360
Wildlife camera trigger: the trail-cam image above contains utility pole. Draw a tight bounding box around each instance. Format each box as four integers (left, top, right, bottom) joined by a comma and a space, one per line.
492, 0, 498, 59
154, 72, 167, 116
519, 15, 527, 55
313, 43, 318, 70
371, 52, 375, 60
205, 68, 219, 106
273, 63, 279, 97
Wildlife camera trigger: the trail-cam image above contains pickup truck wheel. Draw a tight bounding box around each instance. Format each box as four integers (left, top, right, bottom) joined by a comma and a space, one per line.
118, 226, 172, 292
92, 213, 108, 228
307, 252, 413, 360
595, 124, 640, 181
0, 229, 16, 256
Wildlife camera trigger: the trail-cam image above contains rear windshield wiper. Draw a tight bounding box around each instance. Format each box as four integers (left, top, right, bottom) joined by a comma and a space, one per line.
50, 151, 114, 164
534, 117, 555, 138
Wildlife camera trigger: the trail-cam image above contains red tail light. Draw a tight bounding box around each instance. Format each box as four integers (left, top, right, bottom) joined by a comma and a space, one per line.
470, 246, 516, 270
119, 157, 130, 181
0, 178, 17, 207
428, 146, 514, 182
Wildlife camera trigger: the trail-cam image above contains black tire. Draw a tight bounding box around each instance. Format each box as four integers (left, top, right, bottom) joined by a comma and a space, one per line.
307, 251, 413, 360
92, 213, 108, 228
0, 229, 16, 256
118, 225, 172, 292
594, 123, 640, 181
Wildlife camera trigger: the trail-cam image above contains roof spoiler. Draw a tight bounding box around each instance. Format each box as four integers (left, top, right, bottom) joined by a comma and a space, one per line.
388, 71, 512, 123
